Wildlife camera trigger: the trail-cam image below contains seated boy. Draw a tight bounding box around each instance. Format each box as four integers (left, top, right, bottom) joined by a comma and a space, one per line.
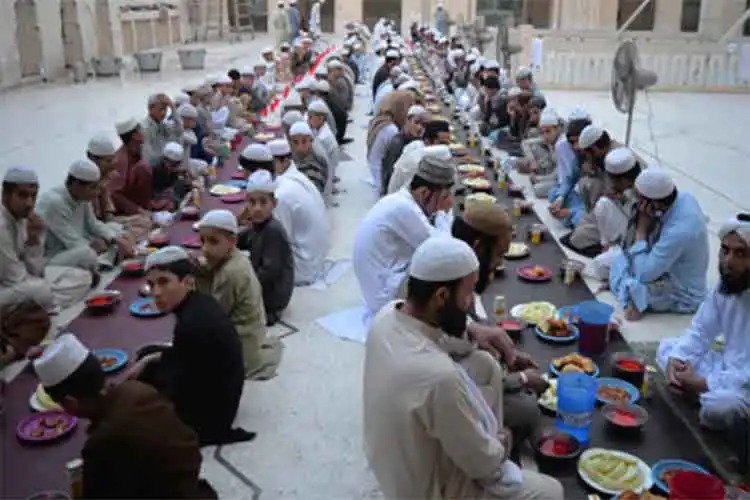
195, 210, 282, 379
130, 246, 252, 445
34, 333, 217, 497
238, 171, 295, 326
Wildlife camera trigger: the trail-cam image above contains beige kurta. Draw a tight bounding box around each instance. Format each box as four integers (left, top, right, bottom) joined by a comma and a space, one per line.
364, 301, 563, 500
195, 249, 282, 378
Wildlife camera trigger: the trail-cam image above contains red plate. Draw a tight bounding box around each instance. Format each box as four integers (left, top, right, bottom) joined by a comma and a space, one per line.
516, 264, 553, 282
17, 411, 78, 443
221, 192, 246, 204
231, 170, 248, 180
181, 235, 202, 249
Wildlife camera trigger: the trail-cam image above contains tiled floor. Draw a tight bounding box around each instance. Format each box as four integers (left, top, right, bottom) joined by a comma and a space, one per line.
2, 34, 749, 498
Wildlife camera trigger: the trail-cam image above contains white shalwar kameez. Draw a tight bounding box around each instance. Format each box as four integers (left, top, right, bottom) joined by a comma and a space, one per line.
352, 188, 449, 325
274, 164, 329, 285
311, 122, 339, 199
368, 123, 398, 190
387, 140, 425, 195
657, 288, 750, 429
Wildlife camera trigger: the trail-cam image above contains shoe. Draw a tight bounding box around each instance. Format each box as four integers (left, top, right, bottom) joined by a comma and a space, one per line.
340, 137, 354, 145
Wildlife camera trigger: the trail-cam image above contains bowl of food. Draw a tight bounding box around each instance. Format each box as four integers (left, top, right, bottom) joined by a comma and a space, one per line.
180, 206, 200, 220
120, 258, 145, 277
596, 377, 640, 405
148, 233, 169, 248
462, 177, 492, 192
499, 318, 525, 341
534, 428, 582, 473
85, 292, 119, 315
550, 353, 599, 377
602, 403, 648, 434
535, 318, 579, 343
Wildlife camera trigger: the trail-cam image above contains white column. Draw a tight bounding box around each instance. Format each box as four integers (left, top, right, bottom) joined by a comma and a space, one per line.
699, 0, 725, 39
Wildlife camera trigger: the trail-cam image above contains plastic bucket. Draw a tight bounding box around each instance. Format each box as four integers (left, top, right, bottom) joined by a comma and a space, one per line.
577, 300, 613, 357
555, 373, 597, 446
669, 471, 724, 499
177, 48, 206, 70
134, 51, 163, 72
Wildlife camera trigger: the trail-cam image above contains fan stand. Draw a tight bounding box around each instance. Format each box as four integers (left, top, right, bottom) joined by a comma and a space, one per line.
624, 83, 636, 147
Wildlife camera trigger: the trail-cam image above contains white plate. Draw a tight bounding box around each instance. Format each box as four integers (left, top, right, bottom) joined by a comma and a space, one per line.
209, 185, 241, 196
578, 448, 653, 496
29, 391, 45, 412
505, 242, 530, 259
510, 302, 557, 325
537, 375, 558, 412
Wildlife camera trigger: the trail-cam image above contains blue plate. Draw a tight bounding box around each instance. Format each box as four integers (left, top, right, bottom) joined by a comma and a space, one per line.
93, 348, 128, 373
535, 324, 580, 344
223, 179, 248, 189
549, 356, 600, 378
596, 377, 640, 405
129, 297, 165, 318
651, 459, 710, 492
556, 305, 580, 324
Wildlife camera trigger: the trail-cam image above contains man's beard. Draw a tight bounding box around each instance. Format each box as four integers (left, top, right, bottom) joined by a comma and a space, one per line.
438, 297, 469, 338
718, 265, 750, 296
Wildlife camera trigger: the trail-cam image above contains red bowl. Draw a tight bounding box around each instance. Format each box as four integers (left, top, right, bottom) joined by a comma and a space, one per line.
500, 319, 524, 332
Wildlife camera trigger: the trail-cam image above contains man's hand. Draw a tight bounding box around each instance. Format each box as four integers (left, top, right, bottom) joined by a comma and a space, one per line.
510, 351, 538, 371
115, 237, 135, 259
90, 238, 108, 254
25, 212, 45, 245
666, 357, 688, 386
467, 322, 516, 366
522, 369, 550, 394
125, 352, 162, 380
673, 364, 708, 395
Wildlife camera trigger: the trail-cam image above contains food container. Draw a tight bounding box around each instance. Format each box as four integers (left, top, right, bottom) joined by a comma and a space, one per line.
177, 48, 207, 70
610, 352, 647, 390
84, 294, 118, 315
512, 200, 522, 217
533, 428, 582, 474
499, 319, 525, 342
530, 224, 544, 244
601, 403, 648, 436
493, 295, 507, 321
133, 50, 163, 73
120, 259, 145, 277
67, 458, 83, 498
669, 471, 725, 499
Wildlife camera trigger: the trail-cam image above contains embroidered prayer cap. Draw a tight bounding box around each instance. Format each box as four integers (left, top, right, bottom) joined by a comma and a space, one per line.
163, 142, 184, 162
407, 105, 427, 118
215, 74, 233, 85
33, 333, 90, 388
253, 59, 266, 68
268, 138, 292, 157
196, 85, 212, 97
145, 245, 190, 271
296, 77, 315, 90
578, 124, 605, 150
197, 209, 239, 235
246, 170, 277, 193
409, 236, 480, 282
174, 92, 190, 107
182, 130, 198, 146
289, 121, 313, 137
568, 107, 590, 121
415, 155, 455, 187
385, 49, 400, 59
177, 103, 198, 119
240, 66, 254, 76
484, 60, 500, 70
87, 133, 118, 157
516, 66, 533, 79
422, 145, 452, 161
68, 159, 101, 183
307, 100, 328, 115
604, 147, 637, 175
463, 202, 512, 237
241, 143, 273, 162
289, 0, 296, 4
539, 109, 560, 127
283, 93, 304, 108
2, 166, 38, 185
313, 80, 330, 93
282, 110, 304, 126
719, 214, 750, 246
182, 82, 201, 93
634, 169, 675, 200
115, 117, 139, 136
262, 46, 274, 54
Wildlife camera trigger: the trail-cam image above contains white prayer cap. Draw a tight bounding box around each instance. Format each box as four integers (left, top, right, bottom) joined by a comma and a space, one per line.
182, 82, 201, 93
295, 77, 314, 90
604, 147, 637, 175
87, 133, 117, 157
182, 130, 198, 146
282, 110, 304, 126
301, 37, 313, 44
315, 65, 328, 76
578, 125, 605, 149
385, 49, 400, 59
216, 74, 233, 85
484, 60, 500, 70
197, 209, 239, 235
466, 53, 477, 63
253, 59, 266, 68
262, 46, 274, 54
327, 59, 344, 69
422, 145, 452, 160
33, 333, 90, 388
407, 105, 427, 117
145, 245, 190, 271
313, 80, 330, 93
307, 100, 328, 115
283, 93, 303, 108
268, 138, 292, 157
163, 142, 184, 162
174, 92, 190, 107
178, 103, 198, 119
394, 74, 410, 86
353, 42, 363, 50
68, 159, 101, 183
471, 47, 481, 56
115, 118, 139, 136
399, 80, 418, 91
634, 169, 675, 200
719, 215, 750, 246
289, 121, 313, 137
240, 66, 254, 76
2, 166, 38, 185
246, 170, 277, 193
539, 109, 560, 127
568, 107, 590, 121
409, 236, 480, 282
241, 143, 273, 162
516, 66, 533, 79
289, 0, 296, 3
507, 86, 522, 98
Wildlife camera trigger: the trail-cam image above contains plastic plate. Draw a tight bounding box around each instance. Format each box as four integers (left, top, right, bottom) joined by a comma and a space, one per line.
221, 192, 246, 204
535, 324, 580, 344
517, 264, 553, 282
596, 377, 641, 405
578, 448, 653, 495
651, 459, 710, 492
549, 358, 600, 378
129, 297, 165, 318
93, 348, 129, 373
223, 179, 248, 189
16, 411, 78, 443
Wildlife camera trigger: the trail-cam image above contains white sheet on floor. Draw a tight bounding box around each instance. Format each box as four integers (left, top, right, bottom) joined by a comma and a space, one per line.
316, 304, 369, 343
300, 259, 351, 291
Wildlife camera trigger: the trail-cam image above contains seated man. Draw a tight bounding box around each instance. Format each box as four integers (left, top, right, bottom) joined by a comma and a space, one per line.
111, 118, 155, 216
288, 121, 328, 195
194, 209, 279, 380
657, 215, 750, 430
141, 93, 182, 167
306, 100, 339, 201
609, 169, 709, 321
387, 118, 451, 195
547, 113, 590, 228
33, 334, 217, 498
36, 160, 134, 275
364, 237, 564, 499
238, 171, 294, 326
152, 142, 191, 210
520, 109, 562, 199
354, 156, 455, 324
0, 283, 53, 368
130, 246, 253, 445
380, 104, 427, 196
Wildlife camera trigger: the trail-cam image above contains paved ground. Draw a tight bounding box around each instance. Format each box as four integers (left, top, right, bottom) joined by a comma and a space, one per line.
2, 33, 749, 498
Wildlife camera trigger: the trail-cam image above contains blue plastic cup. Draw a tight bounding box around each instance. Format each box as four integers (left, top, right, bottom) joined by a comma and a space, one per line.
577, 300, 613, 357
555, 372, 598, 446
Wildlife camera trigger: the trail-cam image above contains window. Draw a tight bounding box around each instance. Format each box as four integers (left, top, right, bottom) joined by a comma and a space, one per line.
744, 0, 750, 36
680, 0, 701, 32
523, 0, 552, 29
617, 0, 656, 31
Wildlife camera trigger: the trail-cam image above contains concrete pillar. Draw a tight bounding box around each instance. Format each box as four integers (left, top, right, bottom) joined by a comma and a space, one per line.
654, 0, 682, 34
699, 0, 726, 39
94, 0, 123, 58
599, 0, 619, 30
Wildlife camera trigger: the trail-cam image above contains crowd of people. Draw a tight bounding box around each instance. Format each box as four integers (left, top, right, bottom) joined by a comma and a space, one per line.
0, 12, 748, 500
